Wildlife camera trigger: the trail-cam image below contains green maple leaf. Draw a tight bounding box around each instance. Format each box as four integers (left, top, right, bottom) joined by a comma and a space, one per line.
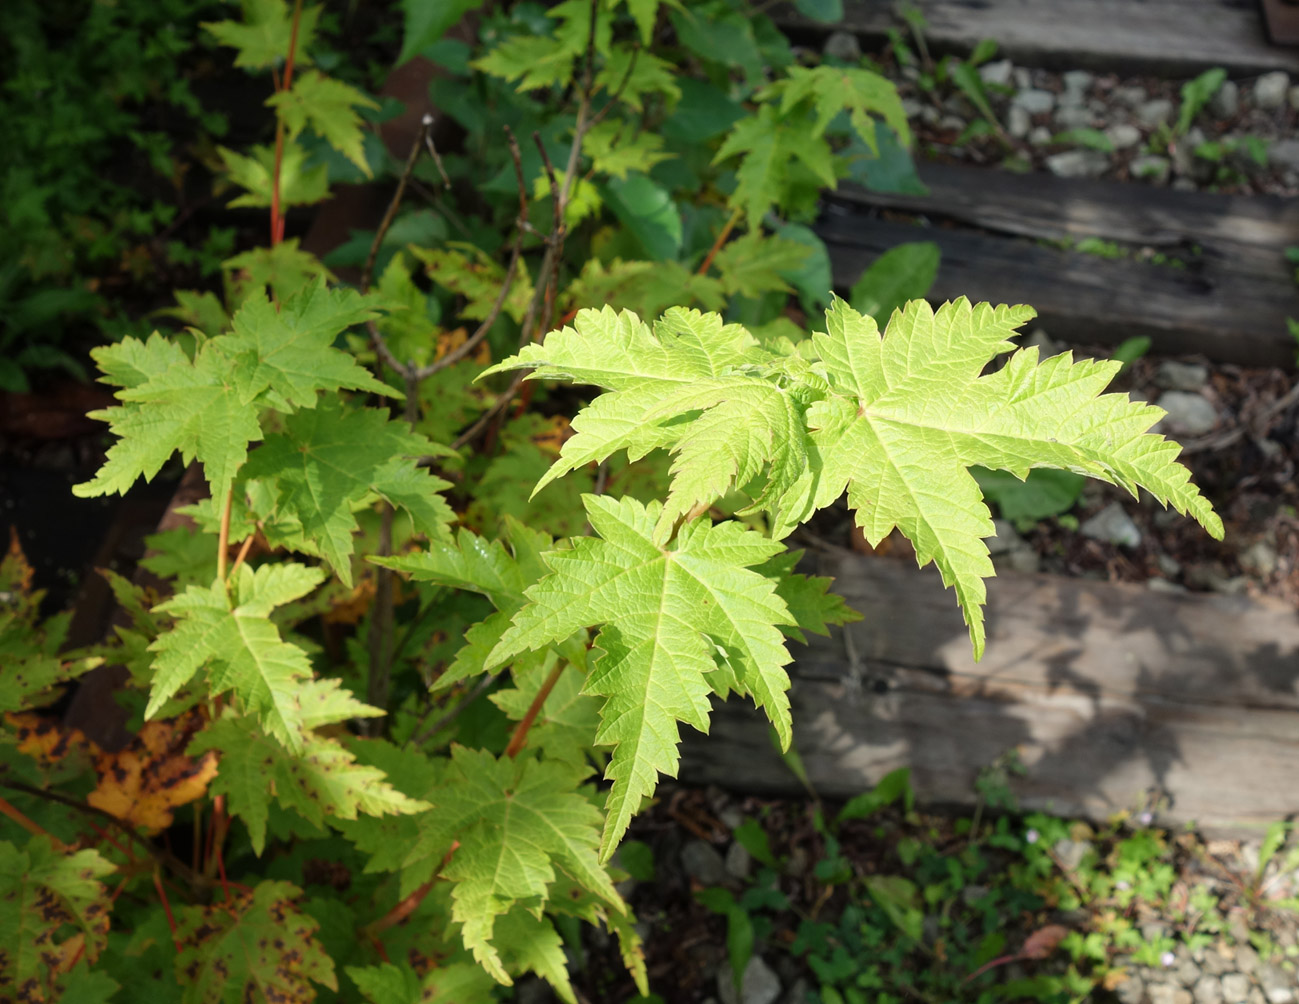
203, 0, 320, 71
711, 231, 810, 299
762, 64, 911, 152
487, 494, 795, 859
218, 141, 330, 209
190, 710, 429, 855
223, 280, 396, 409
0, 838, 115, 996
242, 399, 453, 584
806, 297, 1222, 656
173, 880, 335, 1003
266, 70, 379, 176
582, 121, 674, 181
74, 339, 262, 503
756, 549, 864, 644
480, 306, 764, 500
713, 104, 836, 230
347, 961, 496, 1004
403, 747, 624, 986
148, 563, 326, 750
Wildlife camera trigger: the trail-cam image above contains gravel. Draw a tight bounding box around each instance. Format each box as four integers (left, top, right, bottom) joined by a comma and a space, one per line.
1008, 104, 1032, 138
1046, 148, 1109, 178
1013, 88, 1056, 114
822, 30, 861, 62
1156, 391, 1218, 436
1131, 154, 1172, 184
1211, 80, 1240, 118
1223, 974, 1252, 1003
1137, 97, 1174, 127
1196, 976, 1226, 1004
1253, 72, 1290, 111
682, 840, 729, 887
1080, 502, 1142, 548
717, 955, 782, 1004
1155, 361, 1210, 391
1268, 140, 1299, 173
979, 58, 1014, 87
1106, 123, 1142, 149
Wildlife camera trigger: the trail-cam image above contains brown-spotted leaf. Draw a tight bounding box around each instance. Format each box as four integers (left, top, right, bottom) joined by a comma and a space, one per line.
86, 708, 218, 834
1019, 923, 1069, 960
0, 837, 115, 1002
174, 880, 336, 1003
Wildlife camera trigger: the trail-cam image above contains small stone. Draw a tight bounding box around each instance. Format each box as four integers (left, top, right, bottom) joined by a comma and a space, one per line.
901, 97, 925, 119
1251, 990, 1270, 1004
725, 841, 752, 881
1258, 963, 1297, 1003
1253, 71, 1290, 111
1063, 69, 1094, 94
719, 806, 744, 831
1211, 80, 1240, 118
900, 64, 921, 82
1014, 67, 1032, 89
1053, 838, 1090, 870
938, 114, 966, 132
1290, 85, 1299, 110
989, 521, 1040, 573
919, 105, 941, 126
1046, 149, 1109, 178
1151, 985, 1195, 1004
1173, 177, 1198, 191
1155, 361, 1210, 391
1222, 973, 1252, 1003
961, 883, 990, 906
1180, 958, 1205, 987
1115, 84, 1150, 108
1137, 97, 1175, 127
1148, 577, 1188, 593
1008, 104, 1032, 138
1132, 155, 1172, 184
717, 955, 782, 1004
682, 840, 729, 887
1055, 105, 1095, 130
779, 980, 809, 1004
1267, 140, 1299, 173
1241, 540, 1279, 578
1236, 946, 1260, 976
1028, 126, 1054, 146
1197, 976, 1225, 1004
1157, 553, 1183, 578
1118, 975, 1146, 1004
1106, 123, 1142, 149
979, 59, 1014, 87
1014, 88, 1056, 114
822, 30, 861, 62
1081, 502, 1142, 549
1024, 328, 1064, 357
1156, 390, 1218, 436
1058, 86, 1086, 109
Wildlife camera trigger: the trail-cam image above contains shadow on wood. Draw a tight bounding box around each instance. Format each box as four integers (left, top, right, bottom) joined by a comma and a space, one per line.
680, 553, 1299, 836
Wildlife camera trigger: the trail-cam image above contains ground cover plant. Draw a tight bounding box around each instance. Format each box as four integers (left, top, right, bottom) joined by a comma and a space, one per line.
0, 1, 1223, 1000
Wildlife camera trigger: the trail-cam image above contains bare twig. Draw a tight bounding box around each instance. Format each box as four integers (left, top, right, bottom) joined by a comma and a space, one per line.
423, 130, 452, 189
504, 661, 565, 759
363, 114, 435, 299
1178, 380, 1299, 455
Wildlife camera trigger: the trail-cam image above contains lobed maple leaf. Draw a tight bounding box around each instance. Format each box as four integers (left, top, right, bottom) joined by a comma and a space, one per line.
805, 296, 1222, 656
190, 709, 429, 855
173, 880, 335, 1003
242, 398, 453, 584
0, 837, 115, 999
760, 64, 911, 153
487, 494, 796, 859
203, 0, 320, 71
401, 746, 625, 986
147, 564, 327, 751
710, 231, 810, 299
266, 69, 378, 176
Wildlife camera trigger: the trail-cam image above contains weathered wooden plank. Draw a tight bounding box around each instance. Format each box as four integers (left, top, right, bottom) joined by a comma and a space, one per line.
830, 162, 1299, 278
816, 212, 1299, 365
776, 0, 1299, 77
680, 556, 1299, 835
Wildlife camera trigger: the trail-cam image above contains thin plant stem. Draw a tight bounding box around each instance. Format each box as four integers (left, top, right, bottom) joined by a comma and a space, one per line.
504, 661, 565, 759
0, 794, 61, 846
697, 207, 742, 276
153, 868, 183, 953
363, 840, 459, 938
269, 0, 306, 247
217, 489, 232, 583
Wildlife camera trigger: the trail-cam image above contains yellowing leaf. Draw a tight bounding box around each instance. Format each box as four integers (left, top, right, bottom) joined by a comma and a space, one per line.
203, 0, 320, 71
86, 709, 218, 835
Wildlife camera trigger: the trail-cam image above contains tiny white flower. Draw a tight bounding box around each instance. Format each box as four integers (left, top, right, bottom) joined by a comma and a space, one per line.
1160, 951, 1176, 968
1137, 811, 1154, 826
1025, 829, 1039, 844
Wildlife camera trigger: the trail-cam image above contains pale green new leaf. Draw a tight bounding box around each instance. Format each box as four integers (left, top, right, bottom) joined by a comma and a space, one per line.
403, 747, 624, 985
148, 564, 326, 750
190, 712, 428, 855
488, 495, 795, 859
266, 70, 379, 176
582, 121, 674, 181
0, 838, 115, 995
218, 141, 330, 209
480, 306, 763, 497
242, 399, 453, 584
806, 297, 1223, 657
74, 340, 261, 502
223, 280, 396, 409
